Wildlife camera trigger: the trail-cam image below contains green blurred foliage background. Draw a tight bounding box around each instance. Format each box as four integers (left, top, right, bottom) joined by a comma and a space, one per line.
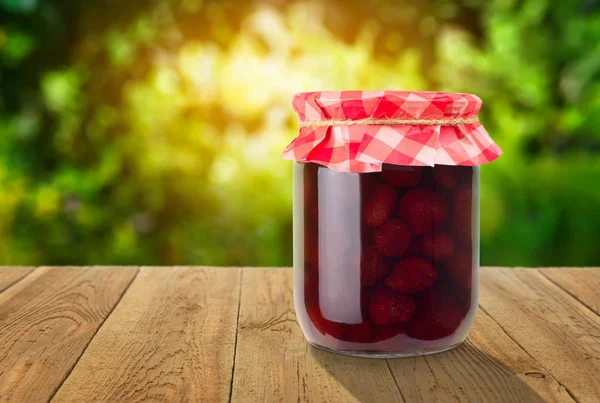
0, 0, 599, 267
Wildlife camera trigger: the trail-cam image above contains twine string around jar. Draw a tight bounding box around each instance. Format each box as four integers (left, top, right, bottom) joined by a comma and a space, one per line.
299, 116, 479, 128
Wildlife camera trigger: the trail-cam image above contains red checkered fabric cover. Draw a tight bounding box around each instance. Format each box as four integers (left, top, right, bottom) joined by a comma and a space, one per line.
282, 91, 503, 172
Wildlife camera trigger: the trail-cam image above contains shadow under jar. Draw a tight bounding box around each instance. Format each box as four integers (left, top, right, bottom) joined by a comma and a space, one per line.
293, 163, 480, 358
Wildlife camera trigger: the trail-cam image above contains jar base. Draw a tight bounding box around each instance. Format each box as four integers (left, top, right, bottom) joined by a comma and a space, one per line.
309, 339, 465, 359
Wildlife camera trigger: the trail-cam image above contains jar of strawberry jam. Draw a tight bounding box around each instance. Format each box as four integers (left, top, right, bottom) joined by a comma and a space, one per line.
282, 91, 502, 357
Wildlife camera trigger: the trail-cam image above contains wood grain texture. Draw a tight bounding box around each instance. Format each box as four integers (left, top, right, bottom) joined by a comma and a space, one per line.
0, 266, 138, 403
0, 267, 33, 293
539, 268, 599, 315
387, 307, 576, 403
2, 266, 597, 403
230, 268, 403, 403
480, 268, 600, 403
52, 267, 242, 403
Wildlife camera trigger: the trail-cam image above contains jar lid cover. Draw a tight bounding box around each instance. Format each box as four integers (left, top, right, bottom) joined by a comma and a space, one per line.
282, 90, 502, 172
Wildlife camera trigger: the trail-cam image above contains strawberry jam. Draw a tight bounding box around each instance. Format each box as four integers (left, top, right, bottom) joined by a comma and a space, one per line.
294, 163, 479, 357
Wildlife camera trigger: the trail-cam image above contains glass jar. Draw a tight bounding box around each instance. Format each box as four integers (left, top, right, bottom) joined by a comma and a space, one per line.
293, 163, 479, 358
283, 90, 501, 358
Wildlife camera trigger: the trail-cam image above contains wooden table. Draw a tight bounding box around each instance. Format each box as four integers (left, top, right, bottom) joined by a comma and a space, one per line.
0, 267, 598, 402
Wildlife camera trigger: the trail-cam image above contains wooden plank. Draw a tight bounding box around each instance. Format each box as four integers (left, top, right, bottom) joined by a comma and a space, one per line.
539, 268, 599, 316
52, 267, 242, 403
0, 267, 33, 293
480, 268, 600, 402
387, 308, 576, 403
0, 266, 138, 402
230, 268, 403, 403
